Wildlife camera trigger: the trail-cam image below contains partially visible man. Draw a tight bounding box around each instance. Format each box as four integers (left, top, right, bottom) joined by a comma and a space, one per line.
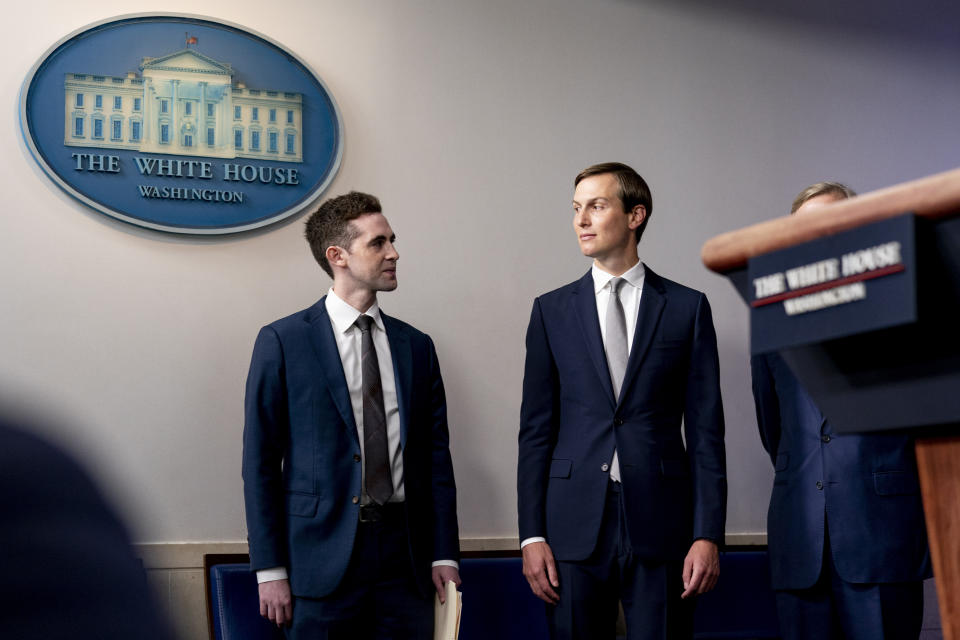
751, 181, 931, 640
518, 162, 727, 640
243, 191, 460, 639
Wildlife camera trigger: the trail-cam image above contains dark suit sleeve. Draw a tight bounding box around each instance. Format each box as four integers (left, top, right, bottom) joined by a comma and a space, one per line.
517, 297, 560, 541
426, 336, 460, 562
750, 353, 781, 465
683, 294, 727, 544
242, 326, 290, 572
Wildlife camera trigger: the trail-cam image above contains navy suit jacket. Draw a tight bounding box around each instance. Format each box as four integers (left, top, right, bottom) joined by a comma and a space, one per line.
518, 266, 727, 562
751, 352, 931, 590
242, 297, 459, 599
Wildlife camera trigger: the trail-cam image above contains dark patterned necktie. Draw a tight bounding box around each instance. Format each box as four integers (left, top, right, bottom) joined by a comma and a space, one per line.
355, 315, 393, 505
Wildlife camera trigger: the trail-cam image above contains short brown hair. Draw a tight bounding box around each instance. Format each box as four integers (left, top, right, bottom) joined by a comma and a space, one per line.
790, 181, 856, 214
574, 162, 653, 242
304, 191, 382, 276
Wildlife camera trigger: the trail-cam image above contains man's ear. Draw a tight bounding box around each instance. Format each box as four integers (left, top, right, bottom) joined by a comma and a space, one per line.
326, 245, 347, 269
628, 204, 647, 230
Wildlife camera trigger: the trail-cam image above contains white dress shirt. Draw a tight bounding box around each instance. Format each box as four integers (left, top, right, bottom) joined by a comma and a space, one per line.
325, 289, 405, 503
592, 260, 645, 483
520, 260, 645, 551
258, 289, 455, 583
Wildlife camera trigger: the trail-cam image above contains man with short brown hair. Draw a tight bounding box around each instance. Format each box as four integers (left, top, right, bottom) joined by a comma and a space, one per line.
243, 191, 460, 639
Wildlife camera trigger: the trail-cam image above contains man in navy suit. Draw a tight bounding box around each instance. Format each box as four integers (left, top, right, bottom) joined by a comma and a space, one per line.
243, 191, 460, 639
751, 181, 931, 640
518, 162, 727, 639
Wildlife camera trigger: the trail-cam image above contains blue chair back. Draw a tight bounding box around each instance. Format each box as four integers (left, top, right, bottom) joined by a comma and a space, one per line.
693, 550, 780, 639
458, 556, 549, 640
206, 551, 778, 640
208, 564, 284, 640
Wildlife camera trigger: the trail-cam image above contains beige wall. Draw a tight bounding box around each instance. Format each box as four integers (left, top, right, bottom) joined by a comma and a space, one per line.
4, 0, 959, 601
5, 2, 956, 638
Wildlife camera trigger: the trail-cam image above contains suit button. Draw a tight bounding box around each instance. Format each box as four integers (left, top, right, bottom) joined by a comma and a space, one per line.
614, 418, 624, 426
601, 463, 610, 472
821, 435, 831, 443
353, 454, 361, 462
352, 495, 360, 504
816, 481, 823, 490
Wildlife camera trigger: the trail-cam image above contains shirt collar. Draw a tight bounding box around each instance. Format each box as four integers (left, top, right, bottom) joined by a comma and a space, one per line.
591, 260, 646, 295
325, 288, 384, 334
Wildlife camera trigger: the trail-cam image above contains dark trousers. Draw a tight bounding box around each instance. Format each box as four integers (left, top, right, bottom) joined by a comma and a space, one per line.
775, 524, 923, 640
286, 504, 433, 640
548, 481, 694, 640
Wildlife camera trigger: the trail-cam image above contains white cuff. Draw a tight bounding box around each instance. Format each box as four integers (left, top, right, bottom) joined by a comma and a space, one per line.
431, 559, 459, 569
256, 567, 288, 583
520, 537, 546, 549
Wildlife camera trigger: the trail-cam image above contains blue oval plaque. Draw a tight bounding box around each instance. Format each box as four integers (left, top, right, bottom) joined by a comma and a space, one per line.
20, 14, 343, 234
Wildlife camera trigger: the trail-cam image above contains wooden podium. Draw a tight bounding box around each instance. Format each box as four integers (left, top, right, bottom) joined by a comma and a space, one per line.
702, 168, 960, 639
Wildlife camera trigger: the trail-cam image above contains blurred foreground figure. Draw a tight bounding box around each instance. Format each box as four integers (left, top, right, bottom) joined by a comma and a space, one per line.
0, 414, 174, 640
751, 182, 931, 640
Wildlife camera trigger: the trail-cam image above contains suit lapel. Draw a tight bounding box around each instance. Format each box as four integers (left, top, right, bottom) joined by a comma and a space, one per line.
306, 297, 358, 443
382, 313, 413, 449
572, 271, 617, 408
618, 264, 666, 405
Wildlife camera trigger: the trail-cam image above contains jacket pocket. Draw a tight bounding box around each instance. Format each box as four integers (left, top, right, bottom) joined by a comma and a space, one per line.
874, 470, 919, 496
285, 491, 320, 517
549, 458, 572, 479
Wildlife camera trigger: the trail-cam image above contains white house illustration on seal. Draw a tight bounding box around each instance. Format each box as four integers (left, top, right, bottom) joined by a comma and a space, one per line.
63, 48, 303, 163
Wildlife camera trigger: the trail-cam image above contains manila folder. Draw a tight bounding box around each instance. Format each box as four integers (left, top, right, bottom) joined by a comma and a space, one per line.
433, 580, 462, 640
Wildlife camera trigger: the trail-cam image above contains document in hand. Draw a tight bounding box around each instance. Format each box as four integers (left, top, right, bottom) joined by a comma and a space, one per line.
433, 580, 462, 640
